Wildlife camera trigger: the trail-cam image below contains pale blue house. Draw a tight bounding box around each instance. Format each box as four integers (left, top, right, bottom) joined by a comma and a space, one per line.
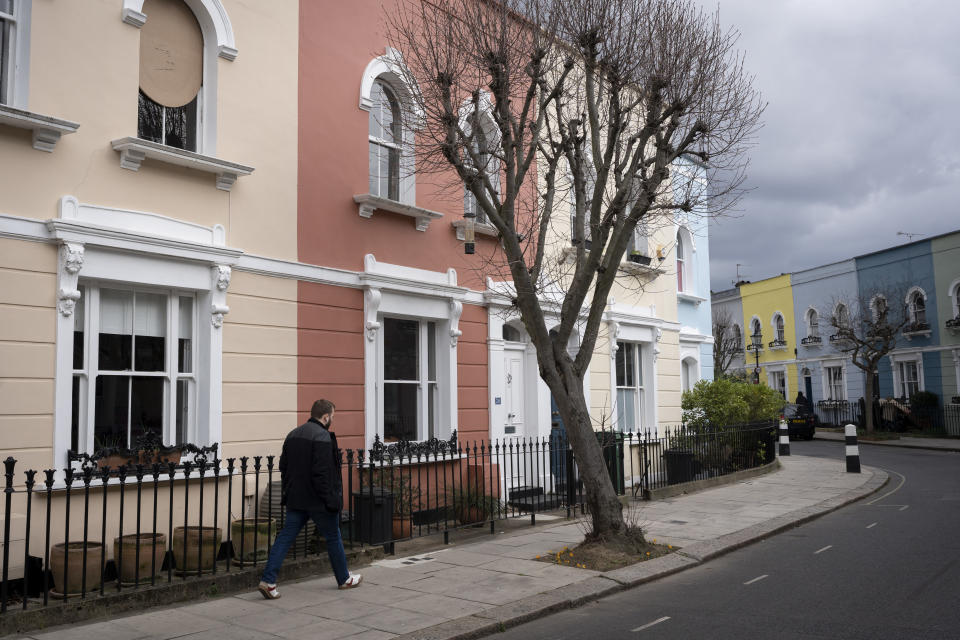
792, 260, 864, 406
675, 159, 713, 388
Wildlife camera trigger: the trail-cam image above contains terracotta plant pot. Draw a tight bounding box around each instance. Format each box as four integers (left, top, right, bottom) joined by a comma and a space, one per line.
392, 517, 412, 540
172, 526, 222, 574
139, 448, 183, 466
96, 453, 136, 470
230, 518, 276, 564
457, 506, 486, 525
50, 541, 103, 597
113, 533, 166, 585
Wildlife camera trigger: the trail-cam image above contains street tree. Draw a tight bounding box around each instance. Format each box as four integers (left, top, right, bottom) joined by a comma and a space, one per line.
384, 0, 763, 539
824, 286, 912, 433
712, 309, 743, 377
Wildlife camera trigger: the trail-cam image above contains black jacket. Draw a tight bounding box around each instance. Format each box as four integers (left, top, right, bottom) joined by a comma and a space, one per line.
279, 418, 343, 512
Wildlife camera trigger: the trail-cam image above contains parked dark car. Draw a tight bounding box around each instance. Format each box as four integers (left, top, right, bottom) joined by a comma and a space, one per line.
783, 403, 816, 440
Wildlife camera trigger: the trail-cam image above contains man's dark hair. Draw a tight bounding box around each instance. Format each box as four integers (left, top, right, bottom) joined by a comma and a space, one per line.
311, 399, 336, 420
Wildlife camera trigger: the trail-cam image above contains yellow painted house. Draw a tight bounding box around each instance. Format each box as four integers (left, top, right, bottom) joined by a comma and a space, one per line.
739, 275, 797, 401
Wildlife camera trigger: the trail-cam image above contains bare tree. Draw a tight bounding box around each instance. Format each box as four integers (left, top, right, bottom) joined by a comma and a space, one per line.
824, 286, 912, 433
385, 0, 763, 539
712, 309, 743, 376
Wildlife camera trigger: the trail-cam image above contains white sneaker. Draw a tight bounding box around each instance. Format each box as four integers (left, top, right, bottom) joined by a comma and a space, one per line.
338, 574, 362, 590
258, 581, 280, 600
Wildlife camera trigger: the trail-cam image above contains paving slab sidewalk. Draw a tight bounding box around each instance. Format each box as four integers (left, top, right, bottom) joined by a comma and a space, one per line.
6, 455, 886, 640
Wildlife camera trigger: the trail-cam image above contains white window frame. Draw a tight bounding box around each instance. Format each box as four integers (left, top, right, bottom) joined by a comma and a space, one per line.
362, 255, 461, 450
368, 79, 403, 202
949, 279, 960, 319
772, 312, 785, 343
806, 308, 819, 338
906, 287, 928, 326
51, 195, 233, 480
615, 341, 643, 433
137, 89, 203, 153
380, 316, 440, 443
0, 0, 30, 108
71, 284, 198, 454
360, 48, 419, 206
768, 368, 787, 401
823, 364, 845, 401
606, 317, 657, 436
462, 102, 500, 226
891, 353, 924, 399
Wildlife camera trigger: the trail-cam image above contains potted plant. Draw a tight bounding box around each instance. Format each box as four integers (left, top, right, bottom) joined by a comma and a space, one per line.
449, 487, 500, 525
50, 541, 103, 597
360, 468, 421, 540
172, 525, 222, 575
113, 532, 166, 585
230, 517, 276, 565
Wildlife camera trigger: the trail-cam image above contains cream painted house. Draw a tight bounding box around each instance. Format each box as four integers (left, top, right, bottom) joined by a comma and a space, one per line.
0, 0, 299, 480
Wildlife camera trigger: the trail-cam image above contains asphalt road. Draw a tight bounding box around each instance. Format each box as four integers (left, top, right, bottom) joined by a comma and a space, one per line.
497, 441, 960, 640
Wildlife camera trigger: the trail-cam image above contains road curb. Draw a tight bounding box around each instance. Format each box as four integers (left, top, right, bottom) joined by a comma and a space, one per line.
814, 434, 960, 452
395, 466, 889, 640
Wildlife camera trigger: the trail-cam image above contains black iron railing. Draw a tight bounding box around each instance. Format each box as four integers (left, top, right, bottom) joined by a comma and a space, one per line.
800, 335, 822, 345
0, 423, 777, 615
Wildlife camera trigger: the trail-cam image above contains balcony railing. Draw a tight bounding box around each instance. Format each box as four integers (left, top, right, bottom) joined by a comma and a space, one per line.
800, 335, 822, 345
945, 316, 960, 330
903, 321, 931, 334
767, 338, 787, 349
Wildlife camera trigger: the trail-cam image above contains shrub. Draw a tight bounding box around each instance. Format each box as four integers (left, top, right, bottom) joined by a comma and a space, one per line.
682, 378, 785, 429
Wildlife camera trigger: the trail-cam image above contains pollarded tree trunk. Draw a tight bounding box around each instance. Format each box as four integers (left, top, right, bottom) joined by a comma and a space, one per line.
862, 368, 875, 434
550, 370, 625, 538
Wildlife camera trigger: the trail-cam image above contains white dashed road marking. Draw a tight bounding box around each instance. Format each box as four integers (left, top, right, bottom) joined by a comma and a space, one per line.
814, 545, 832, 554
866, 522, 878, 529
632, 616, 671, 632
744, 574, 768, 585
899, 505, 909, 511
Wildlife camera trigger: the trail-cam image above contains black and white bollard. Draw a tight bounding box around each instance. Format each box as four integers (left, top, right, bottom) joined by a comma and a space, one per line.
778, 418, 791, 456
845, 423, 861, 473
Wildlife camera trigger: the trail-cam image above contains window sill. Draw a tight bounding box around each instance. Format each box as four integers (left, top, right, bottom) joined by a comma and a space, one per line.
902, 329, 932, 340
110, 137, 254, 191
0, 104, 79, 152
618, 259, 664, 278
451, 219, 498, 241
677, 292, 707, 305
353, 193, 444, 231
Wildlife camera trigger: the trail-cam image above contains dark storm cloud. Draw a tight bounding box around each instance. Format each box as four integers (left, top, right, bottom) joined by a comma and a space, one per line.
703, 0, 960, 290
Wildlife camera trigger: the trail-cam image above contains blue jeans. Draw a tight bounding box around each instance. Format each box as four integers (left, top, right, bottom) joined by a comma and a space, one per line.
261, 507, 349, 586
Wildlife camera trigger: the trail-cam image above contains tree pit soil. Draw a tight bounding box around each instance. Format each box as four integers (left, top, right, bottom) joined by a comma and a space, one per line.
534, 533, 676, 572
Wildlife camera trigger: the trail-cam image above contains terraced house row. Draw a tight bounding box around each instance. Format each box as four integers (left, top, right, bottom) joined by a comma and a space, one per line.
713, 230, 960, 434
0, 0, 712, 580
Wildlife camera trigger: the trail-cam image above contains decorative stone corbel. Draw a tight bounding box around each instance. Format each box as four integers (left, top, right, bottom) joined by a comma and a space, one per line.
653, 326, 663, 362
57, 243, 84, 316
210, 265, 231, 328
449, 300, 463, 347
364, 288, 382, 341
608, 319, 621, 360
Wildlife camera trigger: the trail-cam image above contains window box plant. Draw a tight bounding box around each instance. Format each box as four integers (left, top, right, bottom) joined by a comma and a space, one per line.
627, 251, 652, 266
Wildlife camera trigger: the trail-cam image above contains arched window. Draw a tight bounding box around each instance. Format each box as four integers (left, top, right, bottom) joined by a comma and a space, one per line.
774, 314, 785, 342
732, 324, 742, 349
807, 309, 819, 338
750, 317, 762, 348
871, 295, 888, 321
835, 303, 850, 328
463, 108, 499, 225
908, 290, 927, 326
676, 232, 685, 291
137, 0, 203, 152
369, 79, 402, 201
502, 324, 523, 342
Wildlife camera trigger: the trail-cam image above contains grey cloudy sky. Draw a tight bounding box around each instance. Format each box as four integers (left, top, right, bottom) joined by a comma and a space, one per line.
704, 0, 960, 291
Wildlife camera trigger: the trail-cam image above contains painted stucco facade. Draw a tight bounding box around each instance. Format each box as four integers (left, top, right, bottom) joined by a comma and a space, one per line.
738, 275, 797, 401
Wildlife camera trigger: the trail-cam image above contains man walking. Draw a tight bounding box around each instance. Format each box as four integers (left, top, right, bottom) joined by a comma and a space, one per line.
258, 399, 362, 599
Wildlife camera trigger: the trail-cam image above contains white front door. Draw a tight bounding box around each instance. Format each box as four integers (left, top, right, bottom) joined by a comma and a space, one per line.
504, 349, 525, 437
